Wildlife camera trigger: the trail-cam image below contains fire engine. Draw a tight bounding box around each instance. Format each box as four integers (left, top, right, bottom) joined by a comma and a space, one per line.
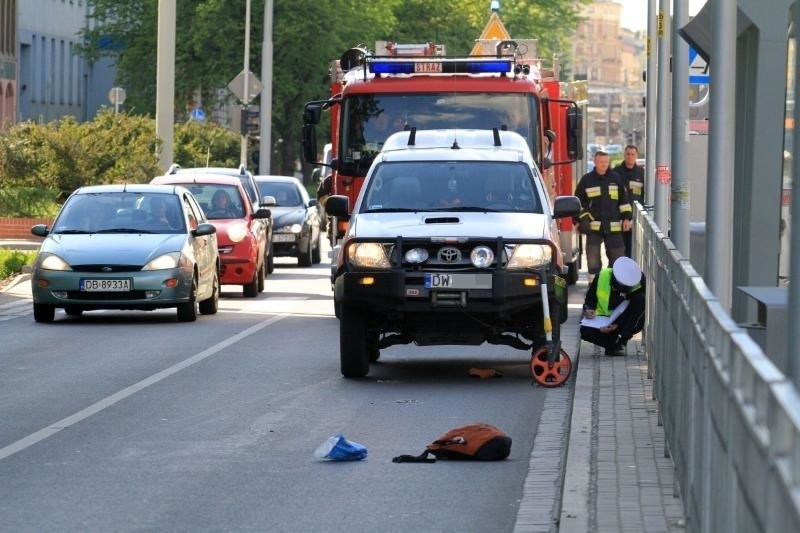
301, 35, 586, 283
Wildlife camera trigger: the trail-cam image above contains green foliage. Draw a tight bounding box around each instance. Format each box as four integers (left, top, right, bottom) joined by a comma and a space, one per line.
0, 112, 248, 214
0, 188, 61, 217
0, 250, 37, 280
0, 109, 161, 202
173, 121, 241, 168
78, 0, 589, 176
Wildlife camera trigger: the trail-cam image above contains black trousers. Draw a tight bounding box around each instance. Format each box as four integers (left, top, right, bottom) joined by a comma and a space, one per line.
580, 291, 646, 350
623, 230, 632, 258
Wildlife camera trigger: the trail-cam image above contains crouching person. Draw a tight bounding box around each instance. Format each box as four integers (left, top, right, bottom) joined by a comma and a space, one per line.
580, 256, 646, 356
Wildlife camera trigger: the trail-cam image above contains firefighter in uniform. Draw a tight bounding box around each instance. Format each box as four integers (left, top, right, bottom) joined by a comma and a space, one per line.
580, 256, 646, 356
574, 150, 632, 279
613, 145, 645, 257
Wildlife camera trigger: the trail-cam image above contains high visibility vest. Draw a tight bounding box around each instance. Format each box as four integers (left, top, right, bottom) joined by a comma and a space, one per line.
595, 268, 613, 317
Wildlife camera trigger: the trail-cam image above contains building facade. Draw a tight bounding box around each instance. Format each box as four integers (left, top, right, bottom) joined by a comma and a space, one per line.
16, 0, 115, 124
571, 0, 646, 148
0, 0, 17, 128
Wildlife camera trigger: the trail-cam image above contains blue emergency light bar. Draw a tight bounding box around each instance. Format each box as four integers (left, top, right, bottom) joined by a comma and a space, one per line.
368, 59, 512, 75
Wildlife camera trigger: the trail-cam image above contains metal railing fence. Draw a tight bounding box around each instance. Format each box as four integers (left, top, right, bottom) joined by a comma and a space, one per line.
635, 207, 800, 532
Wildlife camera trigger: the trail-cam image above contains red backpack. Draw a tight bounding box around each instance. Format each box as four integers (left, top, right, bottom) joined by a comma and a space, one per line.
392, 423, 512, 463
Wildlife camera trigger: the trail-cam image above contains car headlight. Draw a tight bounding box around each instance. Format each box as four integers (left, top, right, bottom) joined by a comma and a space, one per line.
277, 223, 303, 234
347, 243, 391, 269
227, 222, 249, 243
39, 253, 72, 271
470, 246, 494, 268
506, 244, 552, 269
142, 252, 181, 271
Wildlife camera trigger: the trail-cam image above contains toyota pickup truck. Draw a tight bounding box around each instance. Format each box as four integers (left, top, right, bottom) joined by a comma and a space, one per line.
325, 129, 581, 377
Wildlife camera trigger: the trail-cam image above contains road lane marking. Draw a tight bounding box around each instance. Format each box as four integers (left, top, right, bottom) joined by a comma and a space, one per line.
0, 313, 288, 461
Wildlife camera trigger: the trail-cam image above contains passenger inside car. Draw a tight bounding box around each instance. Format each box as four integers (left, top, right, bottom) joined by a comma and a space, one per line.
206, 189, 238, 219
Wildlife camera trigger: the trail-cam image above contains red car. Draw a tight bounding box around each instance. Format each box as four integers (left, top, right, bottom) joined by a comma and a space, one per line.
151, 174, 273, 297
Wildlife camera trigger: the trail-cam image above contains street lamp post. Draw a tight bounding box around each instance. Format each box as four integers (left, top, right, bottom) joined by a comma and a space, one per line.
240, 0, 252, 167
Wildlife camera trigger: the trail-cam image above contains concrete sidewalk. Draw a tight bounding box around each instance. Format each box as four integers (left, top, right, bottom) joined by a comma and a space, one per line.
558, 334, 686, 532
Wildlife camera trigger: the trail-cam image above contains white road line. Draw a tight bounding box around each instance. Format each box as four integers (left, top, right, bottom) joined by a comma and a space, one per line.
0, 313, 288, 461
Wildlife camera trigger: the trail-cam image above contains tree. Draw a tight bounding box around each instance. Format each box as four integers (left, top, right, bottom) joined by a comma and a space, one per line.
79, 0, 588, 176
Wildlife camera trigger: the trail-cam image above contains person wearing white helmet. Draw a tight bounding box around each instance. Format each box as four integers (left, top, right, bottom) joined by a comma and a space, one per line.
580, 256, 646, 356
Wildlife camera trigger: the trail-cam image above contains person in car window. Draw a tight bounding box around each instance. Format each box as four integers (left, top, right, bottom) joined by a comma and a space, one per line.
207, 189, 235, 218
150, 198, 175, 228
438, 176, 463, 207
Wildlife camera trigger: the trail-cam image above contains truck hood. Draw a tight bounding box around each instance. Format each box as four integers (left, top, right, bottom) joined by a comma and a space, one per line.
348, 212, 551, 240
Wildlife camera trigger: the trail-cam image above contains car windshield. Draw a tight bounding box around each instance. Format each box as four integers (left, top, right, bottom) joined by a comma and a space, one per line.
52, 192, 185, 234
361, 161, 543, 214
181, 184, 246, 219
256, 182, 302, 207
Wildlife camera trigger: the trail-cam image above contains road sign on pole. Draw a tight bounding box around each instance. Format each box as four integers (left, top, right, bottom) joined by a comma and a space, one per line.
108, 87, 126, 114
689, 47, 710, 84
227, 70, 263, 104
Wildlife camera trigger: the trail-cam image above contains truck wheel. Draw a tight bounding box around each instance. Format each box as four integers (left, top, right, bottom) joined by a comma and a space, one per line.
340, 305, 369, 377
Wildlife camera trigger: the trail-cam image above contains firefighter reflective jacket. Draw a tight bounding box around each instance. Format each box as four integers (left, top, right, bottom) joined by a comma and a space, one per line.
613, 162, 645, 205
574, 169, 632, 234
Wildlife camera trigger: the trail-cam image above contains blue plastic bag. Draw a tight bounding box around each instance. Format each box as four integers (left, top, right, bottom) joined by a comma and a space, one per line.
314, 434, 368, 461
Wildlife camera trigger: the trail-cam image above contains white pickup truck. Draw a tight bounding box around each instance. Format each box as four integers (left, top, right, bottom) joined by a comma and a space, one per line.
325, 129, 581, 378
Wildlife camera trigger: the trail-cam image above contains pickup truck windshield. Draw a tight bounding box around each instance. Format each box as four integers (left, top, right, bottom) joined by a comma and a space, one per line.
362, 161, 543, 214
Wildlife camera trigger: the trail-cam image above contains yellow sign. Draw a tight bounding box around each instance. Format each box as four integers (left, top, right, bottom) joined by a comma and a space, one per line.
470, 12, 512, 55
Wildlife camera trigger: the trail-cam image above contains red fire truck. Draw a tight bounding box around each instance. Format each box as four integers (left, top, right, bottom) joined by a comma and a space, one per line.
302, 39, 585, 283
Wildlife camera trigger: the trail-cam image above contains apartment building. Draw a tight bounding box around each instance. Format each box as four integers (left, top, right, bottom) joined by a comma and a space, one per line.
15, 0, 115, 124
571, 0, 646, 147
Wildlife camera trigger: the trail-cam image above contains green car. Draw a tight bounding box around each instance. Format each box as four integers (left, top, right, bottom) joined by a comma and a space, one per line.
30, 184, 220, 323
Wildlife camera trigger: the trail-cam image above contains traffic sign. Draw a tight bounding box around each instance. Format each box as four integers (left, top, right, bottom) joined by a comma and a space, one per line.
227, 70, 263, 104
689, 47, 710, 84
190, 108, 206, 122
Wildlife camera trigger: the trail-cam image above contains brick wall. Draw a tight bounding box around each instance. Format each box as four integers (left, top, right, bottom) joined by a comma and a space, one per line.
0, 217, 54, 240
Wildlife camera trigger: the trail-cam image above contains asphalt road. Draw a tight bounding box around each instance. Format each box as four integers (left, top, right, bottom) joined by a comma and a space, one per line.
0, 250, 569, 532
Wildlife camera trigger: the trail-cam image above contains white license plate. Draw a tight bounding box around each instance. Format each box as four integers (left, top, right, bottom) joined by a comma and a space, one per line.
273, 234, 296, 243
80, 279, 131, 292
424, 273, 492, 289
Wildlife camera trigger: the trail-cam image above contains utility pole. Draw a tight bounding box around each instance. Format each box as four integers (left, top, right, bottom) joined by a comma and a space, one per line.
240, 0, 252, 167
259, 0, 273, 175
155, 0, 176, 171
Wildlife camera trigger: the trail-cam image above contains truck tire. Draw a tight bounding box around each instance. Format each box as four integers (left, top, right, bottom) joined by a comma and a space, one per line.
340, 305, 369, 377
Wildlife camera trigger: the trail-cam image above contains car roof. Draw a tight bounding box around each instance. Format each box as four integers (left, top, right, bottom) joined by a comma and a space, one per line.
169, 165, 252, 176
151, 174, 246, 187
253, 175, 301, 185
73, 184, 187, 195
381, 128, 531, 153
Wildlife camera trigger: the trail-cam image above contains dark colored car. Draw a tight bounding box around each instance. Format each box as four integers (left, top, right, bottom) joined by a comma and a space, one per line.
30, 184, 220, 323
254, 175, 322, 267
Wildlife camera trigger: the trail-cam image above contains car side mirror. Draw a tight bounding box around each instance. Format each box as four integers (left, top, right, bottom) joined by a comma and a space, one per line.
308, 198, 318, 208
260, 195, 276, 207
254, 207, 271, 219
325, 195, 349, 218
31, 224, 49, 237
553, 196, 582, 219
193, 223, 217, 236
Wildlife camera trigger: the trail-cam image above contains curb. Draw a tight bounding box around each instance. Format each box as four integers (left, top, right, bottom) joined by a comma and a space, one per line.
1, 273, 31, 294
558, 340, 594, 532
